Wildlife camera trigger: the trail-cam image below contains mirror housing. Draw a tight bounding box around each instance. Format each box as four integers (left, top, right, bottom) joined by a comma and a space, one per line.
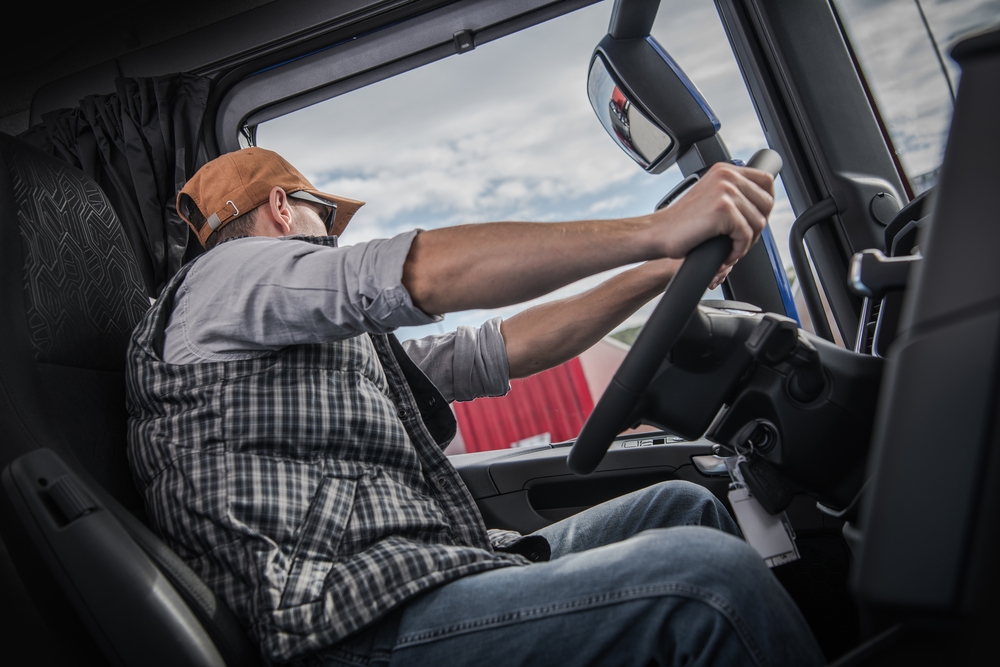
587, 33, 720, 174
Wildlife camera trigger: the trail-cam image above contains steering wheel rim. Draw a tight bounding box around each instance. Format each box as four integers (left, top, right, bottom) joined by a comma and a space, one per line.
567, 148, 782, 475
567, 235, 733, 475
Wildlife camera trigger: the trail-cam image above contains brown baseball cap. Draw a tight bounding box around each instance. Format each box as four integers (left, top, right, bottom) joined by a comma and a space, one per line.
177, 147, 365, 246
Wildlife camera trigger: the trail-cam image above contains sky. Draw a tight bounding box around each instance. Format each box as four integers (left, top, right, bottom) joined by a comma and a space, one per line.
834, 0, 1000, 190
259, 0, 997, 341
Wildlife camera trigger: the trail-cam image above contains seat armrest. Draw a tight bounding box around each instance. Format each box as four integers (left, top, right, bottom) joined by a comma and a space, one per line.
0, 449, 226, 667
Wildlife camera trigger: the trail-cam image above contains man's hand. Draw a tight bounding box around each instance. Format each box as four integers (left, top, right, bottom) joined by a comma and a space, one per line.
645, 162, 775, 269
710, 263, 734, 291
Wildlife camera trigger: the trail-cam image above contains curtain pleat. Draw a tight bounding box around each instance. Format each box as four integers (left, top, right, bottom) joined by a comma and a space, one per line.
21, 74, 212, 296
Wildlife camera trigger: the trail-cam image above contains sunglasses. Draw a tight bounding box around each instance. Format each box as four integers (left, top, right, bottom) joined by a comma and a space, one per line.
289, 191, 338, 235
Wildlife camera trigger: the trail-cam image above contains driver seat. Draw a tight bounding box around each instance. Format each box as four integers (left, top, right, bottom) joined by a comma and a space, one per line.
839, 26, 1000, 666
0, 132, 260, 666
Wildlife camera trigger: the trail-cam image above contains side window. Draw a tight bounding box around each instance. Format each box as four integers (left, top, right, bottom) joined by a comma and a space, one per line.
833, 0, 1000, 193
648, 3, 797, 287
257, 0, 793, 452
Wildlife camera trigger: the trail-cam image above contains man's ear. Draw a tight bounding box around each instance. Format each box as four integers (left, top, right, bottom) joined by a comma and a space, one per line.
260, 186, 295, 236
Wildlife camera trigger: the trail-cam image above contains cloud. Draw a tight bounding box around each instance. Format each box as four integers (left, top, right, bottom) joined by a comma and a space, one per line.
588, 194, 635, 214
257, 0, 796, 338
259, 3, 679, 247
258, 0, 981, 340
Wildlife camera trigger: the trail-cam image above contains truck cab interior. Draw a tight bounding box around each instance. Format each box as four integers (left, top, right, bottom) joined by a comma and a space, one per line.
1, 0, 998, 665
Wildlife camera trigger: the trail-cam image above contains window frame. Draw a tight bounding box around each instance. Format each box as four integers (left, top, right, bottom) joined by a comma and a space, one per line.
210, 0, 603, 155
715, 0, 911, 349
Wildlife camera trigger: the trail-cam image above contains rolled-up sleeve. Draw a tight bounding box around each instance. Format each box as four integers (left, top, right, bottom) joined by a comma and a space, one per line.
166, 232, 442, 362
401, 316, 511, 403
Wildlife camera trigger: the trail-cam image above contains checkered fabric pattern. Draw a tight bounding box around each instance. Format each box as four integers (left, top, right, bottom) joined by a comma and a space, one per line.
126, 238, 529, 662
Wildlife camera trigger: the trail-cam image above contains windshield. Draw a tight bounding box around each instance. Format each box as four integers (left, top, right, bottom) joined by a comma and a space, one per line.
258, 0, 796, 453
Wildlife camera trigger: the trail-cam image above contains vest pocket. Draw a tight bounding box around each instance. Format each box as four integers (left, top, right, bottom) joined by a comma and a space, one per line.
342, 467, 454, 548
279, 470, 359, 609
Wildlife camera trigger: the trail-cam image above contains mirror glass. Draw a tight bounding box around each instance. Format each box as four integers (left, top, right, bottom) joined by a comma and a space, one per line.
587, 54, 673, 169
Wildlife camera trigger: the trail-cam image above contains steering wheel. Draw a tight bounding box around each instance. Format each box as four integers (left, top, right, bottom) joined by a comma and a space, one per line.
567, 149, 783, 475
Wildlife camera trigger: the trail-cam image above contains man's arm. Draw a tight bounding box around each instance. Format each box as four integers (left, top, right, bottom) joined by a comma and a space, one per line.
499, 258, 683, 379
401, 318, 510, 402
402, 162, 773, 316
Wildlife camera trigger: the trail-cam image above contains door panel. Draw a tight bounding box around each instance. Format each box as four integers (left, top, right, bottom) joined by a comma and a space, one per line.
452, 434, 719, 532
451, 432, 835, 537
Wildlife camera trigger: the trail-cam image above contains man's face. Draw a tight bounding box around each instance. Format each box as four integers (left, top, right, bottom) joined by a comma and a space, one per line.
289, 200, 335, 237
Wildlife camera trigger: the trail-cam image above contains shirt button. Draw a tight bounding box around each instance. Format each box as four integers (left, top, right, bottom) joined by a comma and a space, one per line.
428, 397, 436, 407
436, 476, 448, 488
397, 408, 408, 419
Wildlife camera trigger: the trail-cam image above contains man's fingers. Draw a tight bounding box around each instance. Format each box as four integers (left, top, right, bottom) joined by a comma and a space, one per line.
703, 165, 772, 263
722, 203, 755, 265
722, 169, 773, 264
732, 170, 773, 228
732, 191, 768, 252
709, 263, 733, 290
741, 165, 777, 194
652, 162, 775, 265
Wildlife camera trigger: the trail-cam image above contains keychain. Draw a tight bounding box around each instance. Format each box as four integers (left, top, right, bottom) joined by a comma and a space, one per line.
726, 452, 800, 568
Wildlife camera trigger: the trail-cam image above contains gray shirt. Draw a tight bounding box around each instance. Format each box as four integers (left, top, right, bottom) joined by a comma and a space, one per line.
162, 233, 510, 402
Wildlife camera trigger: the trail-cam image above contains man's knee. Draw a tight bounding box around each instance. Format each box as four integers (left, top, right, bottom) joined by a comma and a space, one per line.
643, 479, 719, 505
630, 480, 739, 535
617, 527, 823, 665
623, 525, 767, 591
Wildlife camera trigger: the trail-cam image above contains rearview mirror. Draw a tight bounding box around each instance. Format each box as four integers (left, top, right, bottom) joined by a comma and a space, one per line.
587, 33, 720, 173
588, 54, 673, 169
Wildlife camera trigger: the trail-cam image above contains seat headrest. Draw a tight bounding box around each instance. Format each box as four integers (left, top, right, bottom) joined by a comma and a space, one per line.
0, 132, 149, 371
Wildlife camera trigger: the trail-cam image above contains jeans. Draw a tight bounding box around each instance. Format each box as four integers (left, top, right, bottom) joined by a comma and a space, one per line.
307, 480, 825, 667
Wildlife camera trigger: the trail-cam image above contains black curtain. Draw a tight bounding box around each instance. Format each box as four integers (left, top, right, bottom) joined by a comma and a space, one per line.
21, 73, 212, 297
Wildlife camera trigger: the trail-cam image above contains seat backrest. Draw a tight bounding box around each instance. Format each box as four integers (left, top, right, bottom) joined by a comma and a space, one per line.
0, 132, 260, 666
0, 131, 150, 515
853, 26, 1000, 660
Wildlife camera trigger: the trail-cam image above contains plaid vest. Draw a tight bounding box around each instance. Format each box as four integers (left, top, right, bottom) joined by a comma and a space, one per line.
125, 237, 527, 662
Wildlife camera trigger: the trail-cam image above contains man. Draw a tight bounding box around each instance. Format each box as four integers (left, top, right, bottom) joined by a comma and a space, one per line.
126, 148, 822, 666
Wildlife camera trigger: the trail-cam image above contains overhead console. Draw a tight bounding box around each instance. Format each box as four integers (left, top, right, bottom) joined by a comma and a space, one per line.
30, 0, 411, 125
212, 0, 604, 154
27, 0, 600, 154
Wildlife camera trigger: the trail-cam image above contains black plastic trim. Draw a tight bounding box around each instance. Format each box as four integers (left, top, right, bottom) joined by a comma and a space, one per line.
213, 0, 600, 154
607, 0, 660, 39
789, 197, 838, 341
0, 450, 225, 666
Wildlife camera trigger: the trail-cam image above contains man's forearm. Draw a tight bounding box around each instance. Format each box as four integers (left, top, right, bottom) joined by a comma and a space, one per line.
500, 259, 681, 379
402, 217, 655, 316
401, 162, 775, 317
